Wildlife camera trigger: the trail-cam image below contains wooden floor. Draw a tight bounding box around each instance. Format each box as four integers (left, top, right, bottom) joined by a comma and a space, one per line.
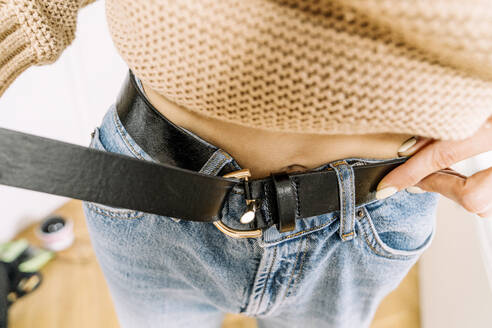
9, 200, 420, 328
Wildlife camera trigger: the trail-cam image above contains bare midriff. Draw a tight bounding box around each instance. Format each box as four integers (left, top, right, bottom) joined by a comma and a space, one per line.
142, 83, 413, 179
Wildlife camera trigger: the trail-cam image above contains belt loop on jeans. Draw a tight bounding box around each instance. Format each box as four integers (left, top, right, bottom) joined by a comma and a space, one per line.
328, 160, 357, 242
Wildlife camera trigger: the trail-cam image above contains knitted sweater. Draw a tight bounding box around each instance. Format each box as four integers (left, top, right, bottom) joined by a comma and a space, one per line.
1, 0, 492, 141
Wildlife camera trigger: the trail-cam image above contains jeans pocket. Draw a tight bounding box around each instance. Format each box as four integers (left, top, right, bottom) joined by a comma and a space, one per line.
82, 126, 150, 221
84, 126, 182, 224
356, 190, 439, 260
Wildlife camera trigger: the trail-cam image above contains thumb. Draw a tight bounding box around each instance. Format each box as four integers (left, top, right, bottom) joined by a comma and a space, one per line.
414, 166, 492, 217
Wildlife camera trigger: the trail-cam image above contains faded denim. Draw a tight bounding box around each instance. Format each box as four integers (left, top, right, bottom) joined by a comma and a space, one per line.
82, 103, 439, 328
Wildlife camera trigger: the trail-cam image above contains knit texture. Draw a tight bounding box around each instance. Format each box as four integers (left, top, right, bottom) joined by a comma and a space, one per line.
2, 0, 492, 140
0, 0, 95, 96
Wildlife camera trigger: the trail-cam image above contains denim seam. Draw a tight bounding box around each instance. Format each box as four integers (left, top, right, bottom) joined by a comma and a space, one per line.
356, 209, 421, 260
357, 219, 410, 260
208, 156, 228, 175
262, 236, 308, 317
332, 160, 357, 240
348, 166, 356, 235
219, 149, 232, 160
272, 215, 338, 243
342, 168, 356, 239
289, 236, 309, 300
112, 108, 145, 160
254, 246, 277, 315
332, 161, 347, 239
84, 202, 145, 219
358, 224, 393, 259
343, 231, 355, 238
279, 236, 304, 303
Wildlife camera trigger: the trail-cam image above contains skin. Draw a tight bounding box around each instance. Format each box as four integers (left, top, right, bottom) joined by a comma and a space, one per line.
142, 82, 413, 178
142, 82, 492, 218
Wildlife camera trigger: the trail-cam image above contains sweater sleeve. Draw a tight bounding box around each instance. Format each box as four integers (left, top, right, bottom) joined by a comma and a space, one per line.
0, 0, 97, 97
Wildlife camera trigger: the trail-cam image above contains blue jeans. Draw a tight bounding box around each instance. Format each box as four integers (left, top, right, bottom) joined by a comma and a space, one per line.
82, 104, 439, 328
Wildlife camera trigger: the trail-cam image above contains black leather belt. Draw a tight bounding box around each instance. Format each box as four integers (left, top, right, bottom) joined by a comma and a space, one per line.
116, 70, 409, 236
0, 69, 408, 239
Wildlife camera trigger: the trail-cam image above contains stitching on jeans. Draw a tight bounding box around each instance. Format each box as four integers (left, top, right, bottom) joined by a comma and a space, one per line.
275, 215, 337, 242
348, 165, 356, 233
84, 202, 144, 219
219, 149, 232, 160
342, 231, 355, 238
280, 236, 304, 303
358, 220, 407, 260
112, 109, 145, 160
332, 160, 357, 240
289, 236, 309, 297
332, 161, 345, 166
339, 168, 346, 237
209, 155, 228, 175
356, 211, 416, 260
361, 205, 432, 259
255, 246, 277, 314
332, 162, 346, 238
359, 226, 394, 258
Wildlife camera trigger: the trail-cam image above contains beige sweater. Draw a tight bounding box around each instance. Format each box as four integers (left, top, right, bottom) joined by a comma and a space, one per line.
1, 0, 492, 140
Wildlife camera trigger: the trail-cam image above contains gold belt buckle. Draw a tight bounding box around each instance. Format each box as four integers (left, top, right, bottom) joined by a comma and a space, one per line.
213, 168, 262, 239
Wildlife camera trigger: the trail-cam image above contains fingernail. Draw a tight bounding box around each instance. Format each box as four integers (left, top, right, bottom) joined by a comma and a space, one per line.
375, 186, 398, 200
406, 186, 426, 194
398, 137, 417, 155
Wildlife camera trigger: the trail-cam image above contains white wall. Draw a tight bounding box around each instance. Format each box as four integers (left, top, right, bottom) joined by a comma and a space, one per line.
0, 1, 127, 242
420, 152, 492, 328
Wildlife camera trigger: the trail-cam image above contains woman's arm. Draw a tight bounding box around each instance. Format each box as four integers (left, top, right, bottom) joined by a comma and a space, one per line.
0, 0, 97, 96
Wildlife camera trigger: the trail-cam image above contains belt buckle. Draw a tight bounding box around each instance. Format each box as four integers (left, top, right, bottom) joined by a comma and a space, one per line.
213, 168, 262, 239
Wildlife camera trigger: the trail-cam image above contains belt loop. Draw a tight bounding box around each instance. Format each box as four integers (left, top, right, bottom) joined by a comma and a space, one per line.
199, 149, 234, 176
271, 171, 297, 233
328, 160, 357, 242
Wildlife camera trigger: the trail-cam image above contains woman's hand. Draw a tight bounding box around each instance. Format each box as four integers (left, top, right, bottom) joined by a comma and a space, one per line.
376, 116, 492, 218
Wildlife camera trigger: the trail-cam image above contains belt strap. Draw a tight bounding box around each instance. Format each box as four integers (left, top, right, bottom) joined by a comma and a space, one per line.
0, 127, 237, 221
0, 69, 410, 236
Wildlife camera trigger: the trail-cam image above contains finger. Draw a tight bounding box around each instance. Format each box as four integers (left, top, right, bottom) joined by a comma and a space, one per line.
477, 207, 492, 219
377, 122, 492, 193
476, 198, 492, 218
415, 166, 492, 217
398, 136, 433, 156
